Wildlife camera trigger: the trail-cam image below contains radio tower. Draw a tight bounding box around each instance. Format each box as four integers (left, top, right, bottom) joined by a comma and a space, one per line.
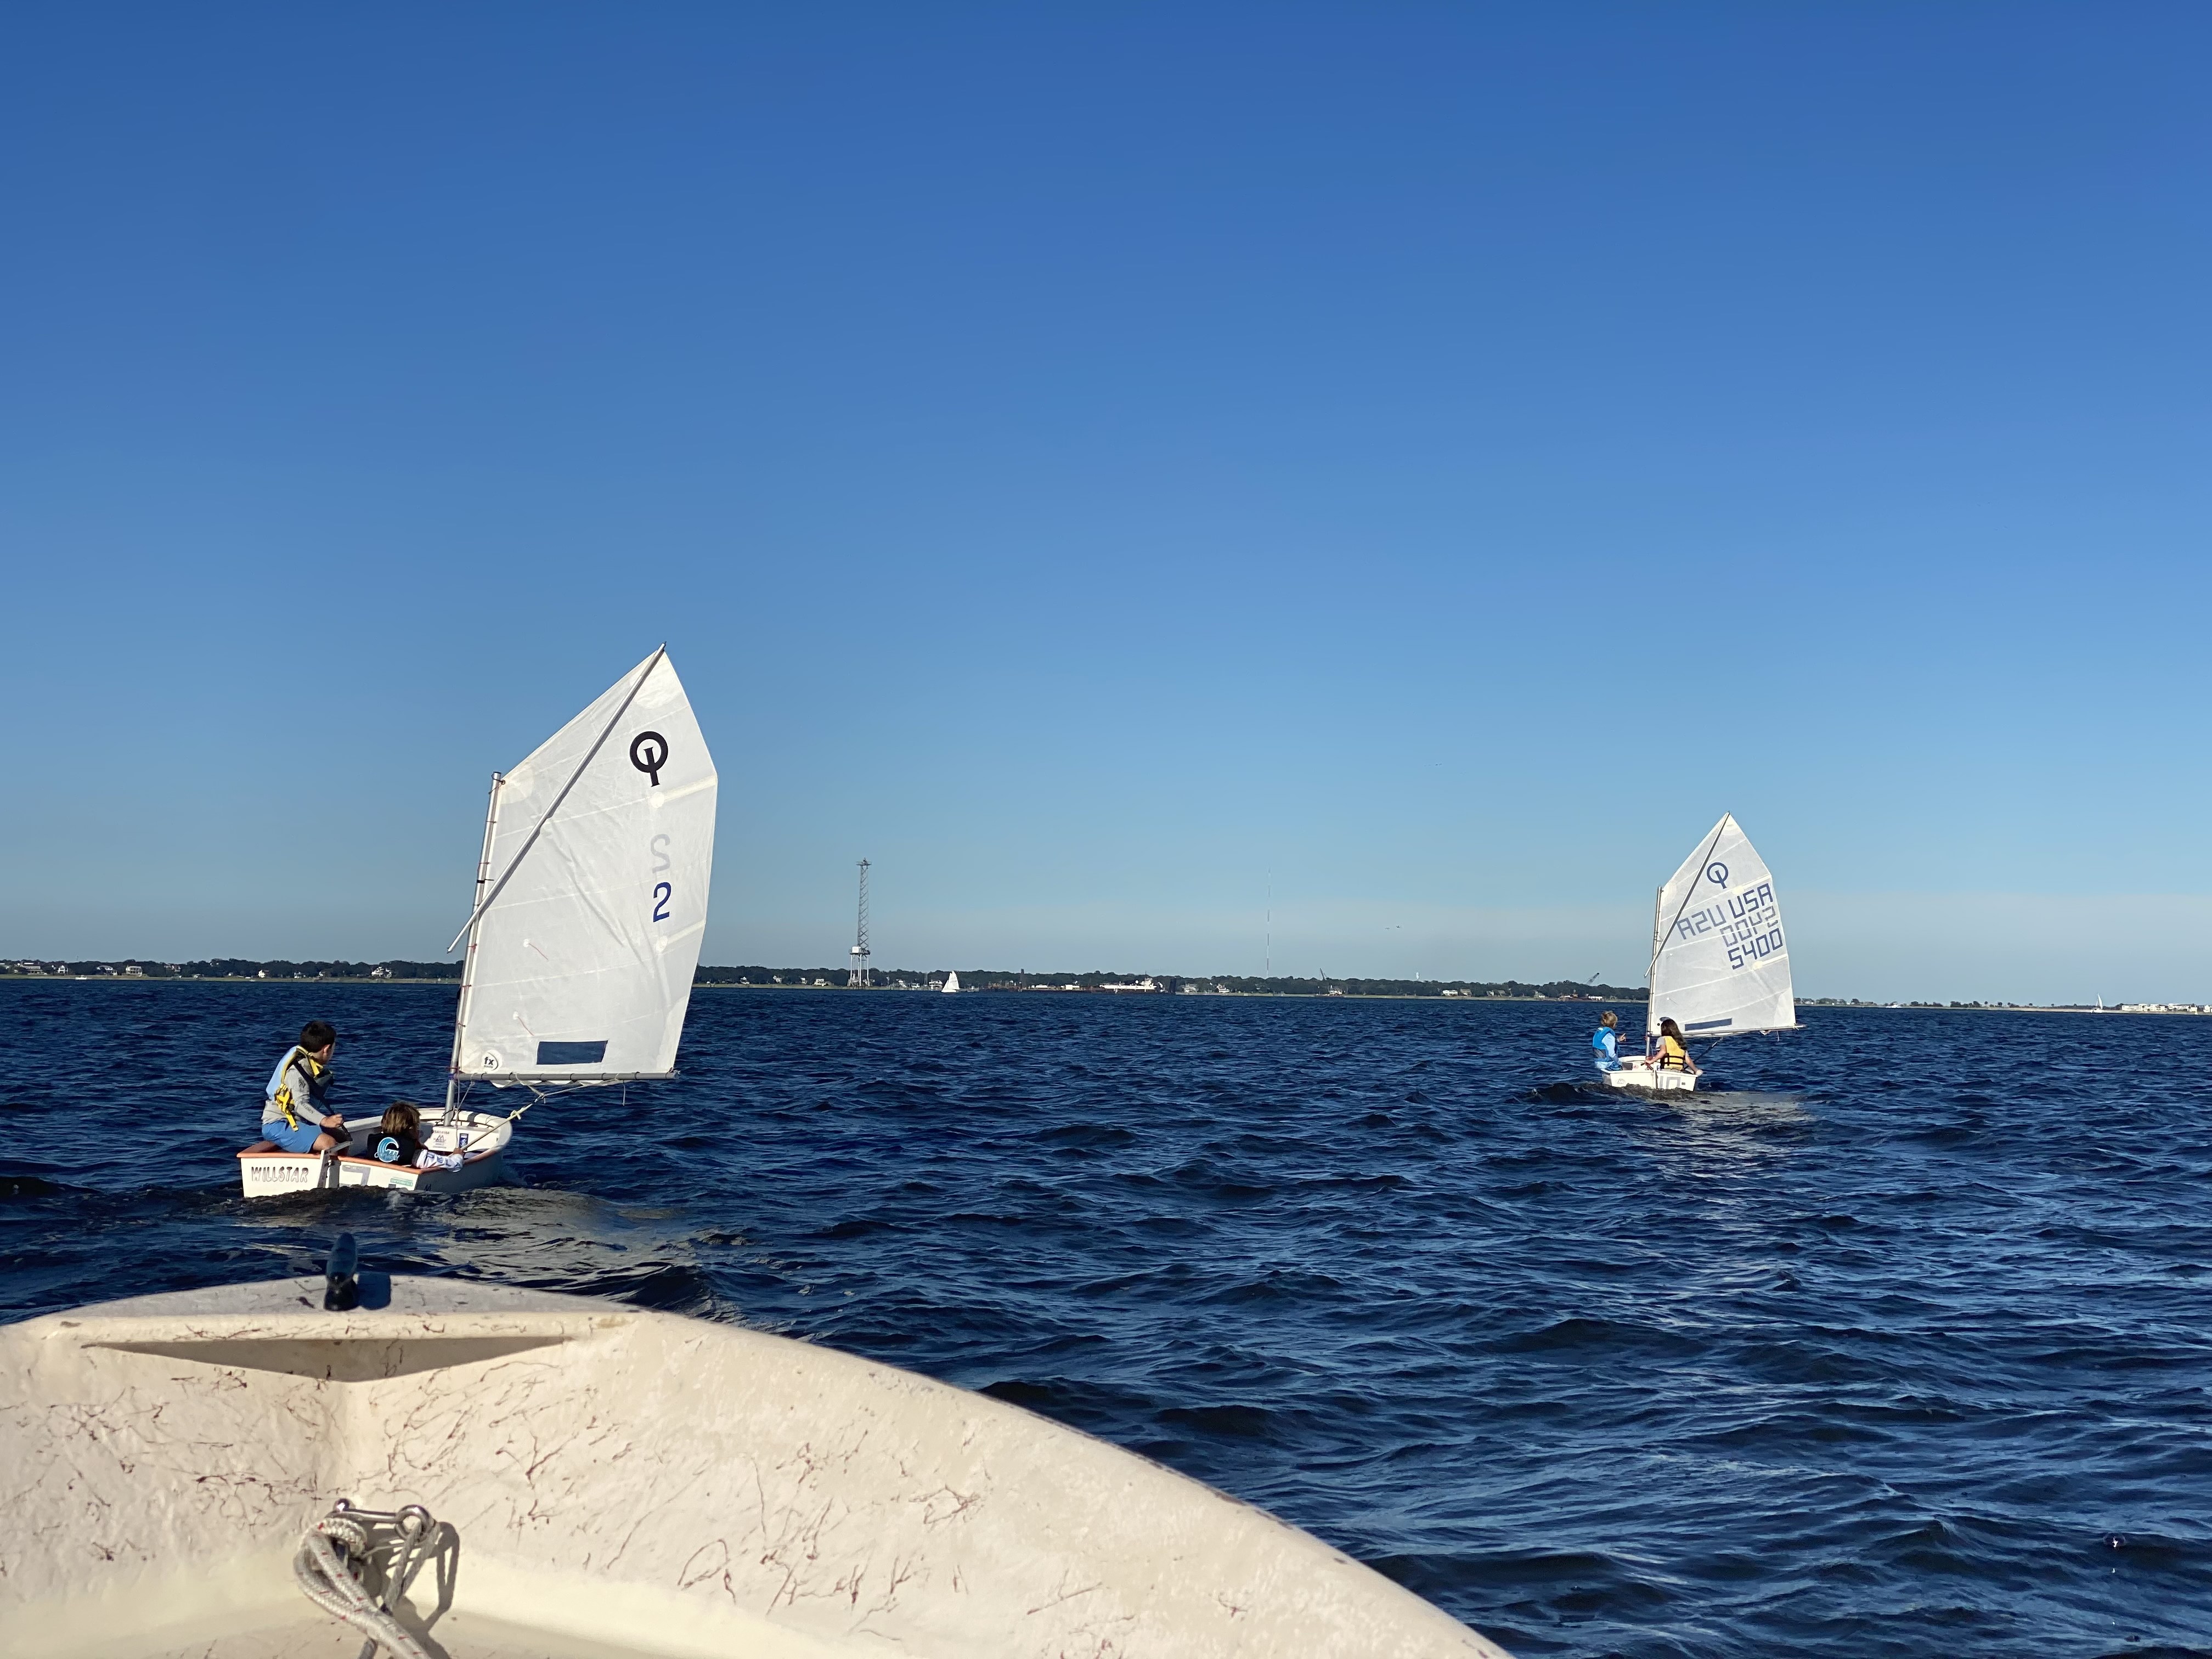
848, 859, 872, 988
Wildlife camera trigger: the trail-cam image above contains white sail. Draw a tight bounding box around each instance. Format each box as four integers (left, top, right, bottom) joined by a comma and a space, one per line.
1647, 813, 1794, 1040
941, 970, 961, 994
449, 648, 716, 1085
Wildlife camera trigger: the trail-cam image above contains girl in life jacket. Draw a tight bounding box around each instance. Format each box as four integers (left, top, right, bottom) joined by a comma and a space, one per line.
360, 1102, 467, 1171
1654, 1017, 1699, 1073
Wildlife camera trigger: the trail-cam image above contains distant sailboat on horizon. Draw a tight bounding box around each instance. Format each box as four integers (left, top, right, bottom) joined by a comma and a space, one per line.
942, 970, 962, 994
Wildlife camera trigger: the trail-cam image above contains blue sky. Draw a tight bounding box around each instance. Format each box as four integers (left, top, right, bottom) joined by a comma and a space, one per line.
3, 5, 2208, 1001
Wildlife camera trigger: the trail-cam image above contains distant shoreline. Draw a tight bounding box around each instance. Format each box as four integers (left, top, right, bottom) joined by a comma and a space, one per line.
1, 974, 1619, 1002
0, 974, 462, 986
2, 977, 2202, 1013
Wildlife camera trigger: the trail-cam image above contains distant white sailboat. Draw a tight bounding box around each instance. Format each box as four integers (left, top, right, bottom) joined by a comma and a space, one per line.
1606, 813, 1796, 1094
941, 969, 962, 993
240, 647, 718, 1195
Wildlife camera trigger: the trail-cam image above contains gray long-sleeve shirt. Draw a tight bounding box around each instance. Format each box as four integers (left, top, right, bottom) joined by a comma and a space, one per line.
261, 1047, 334, 1127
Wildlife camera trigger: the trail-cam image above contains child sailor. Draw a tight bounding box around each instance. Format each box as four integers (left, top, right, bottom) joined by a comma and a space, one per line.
1591, 1010, 1623, 1075
261, 1019, 347, 1153
1653, 1016, 1700, 1077
362, 1102, 467, 1171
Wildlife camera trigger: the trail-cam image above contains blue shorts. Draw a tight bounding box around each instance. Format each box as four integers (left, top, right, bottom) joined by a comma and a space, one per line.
262, 1115, 332, 1152
1594, 1059, 1618, 1074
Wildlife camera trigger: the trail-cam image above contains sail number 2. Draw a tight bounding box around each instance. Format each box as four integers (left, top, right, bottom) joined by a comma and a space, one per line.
651, 834, 673, 923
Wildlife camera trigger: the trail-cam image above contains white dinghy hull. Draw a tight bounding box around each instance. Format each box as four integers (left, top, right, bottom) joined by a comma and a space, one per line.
1602, 1060, 1697, 1093
0, 1276, 1507, 1659
238, 1110, 514, 1199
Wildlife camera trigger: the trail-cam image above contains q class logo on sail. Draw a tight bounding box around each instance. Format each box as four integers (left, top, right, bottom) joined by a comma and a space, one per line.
1706, 862, 1729, 887
630, 731, 669, 786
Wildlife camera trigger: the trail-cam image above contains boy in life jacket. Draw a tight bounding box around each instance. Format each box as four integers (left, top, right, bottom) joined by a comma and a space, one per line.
1591, 1010, 1622, 1073
361, 1102, 467, 1171
261, 1020, 348, 1153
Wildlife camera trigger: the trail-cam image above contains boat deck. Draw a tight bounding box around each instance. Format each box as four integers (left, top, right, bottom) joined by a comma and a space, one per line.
137, 1611, 704, 1659
5, 1277, 1500, 1659
139, 1619, 654, 1659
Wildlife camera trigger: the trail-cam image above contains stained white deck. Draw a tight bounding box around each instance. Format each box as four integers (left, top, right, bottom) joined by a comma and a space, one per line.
3, 1277, 1506, 1659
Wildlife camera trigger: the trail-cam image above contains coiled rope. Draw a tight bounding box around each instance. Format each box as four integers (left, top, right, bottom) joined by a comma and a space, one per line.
292, 1502, 437, 1659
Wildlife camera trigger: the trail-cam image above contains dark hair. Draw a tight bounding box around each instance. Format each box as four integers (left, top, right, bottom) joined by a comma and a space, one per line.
1660, 1017, 1685, 1041
381, 1101, 421, 1137
299, 1019, 337, 1052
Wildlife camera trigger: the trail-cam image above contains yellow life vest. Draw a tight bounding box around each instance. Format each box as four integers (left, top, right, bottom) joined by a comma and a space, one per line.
269, 1047, 328, 1129
1656, 1033, 1689, 1070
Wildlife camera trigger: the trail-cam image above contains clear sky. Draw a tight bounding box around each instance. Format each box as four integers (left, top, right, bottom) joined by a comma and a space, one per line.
3, 5, 2208, 1002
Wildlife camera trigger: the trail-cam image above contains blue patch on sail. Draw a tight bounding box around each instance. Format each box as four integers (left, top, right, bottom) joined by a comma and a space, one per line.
1685, 1018, 1734, 1031
535, 1041, 608, 1066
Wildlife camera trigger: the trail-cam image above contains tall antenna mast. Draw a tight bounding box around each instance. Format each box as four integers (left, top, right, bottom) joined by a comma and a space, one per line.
849, 859, 872, 988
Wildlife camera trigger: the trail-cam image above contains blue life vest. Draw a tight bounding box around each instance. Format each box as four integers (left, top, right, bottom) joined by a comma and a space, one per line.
1592, 1026, 1618, 1070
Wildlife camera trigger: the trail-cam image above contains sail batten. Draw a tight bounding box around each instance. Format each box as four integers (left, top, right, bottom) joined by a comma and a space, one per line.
1646, 813, 1795, 1041
449, 650, 716, 1086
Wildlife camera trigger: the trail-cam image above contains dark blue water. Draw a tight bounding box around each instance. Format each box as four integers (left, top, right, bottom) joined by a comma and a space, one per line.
3, 984, 2208, 1658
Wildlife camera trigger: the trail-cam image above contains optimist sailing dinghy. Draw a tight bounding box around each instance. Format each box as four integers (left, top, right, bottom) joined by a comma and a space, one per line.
1606, 812, 1796, 1093
239, 647, 716, 1197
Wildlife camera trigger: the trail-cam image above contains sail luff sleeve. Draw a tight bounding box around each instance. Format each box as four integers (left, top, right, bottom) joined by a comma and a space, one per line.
445, 772, 505, 1105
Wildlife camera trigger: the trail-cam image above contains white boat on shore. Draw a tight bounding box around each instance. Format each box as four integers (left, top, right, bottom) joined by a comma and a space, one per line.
238, 647, 716, 1197
1, 1259, 1505, 1658
1606, 813, 1797, 1093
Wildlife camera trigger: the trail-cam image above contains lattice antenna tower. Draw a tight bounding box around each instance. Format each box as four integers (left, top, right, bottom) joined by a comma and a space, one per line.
849, 859, 872, 988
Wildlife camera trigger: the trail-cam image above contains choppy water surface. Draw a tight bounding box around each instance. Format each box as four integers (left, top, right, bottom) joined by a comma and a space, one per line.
3, 983, 2208, 1657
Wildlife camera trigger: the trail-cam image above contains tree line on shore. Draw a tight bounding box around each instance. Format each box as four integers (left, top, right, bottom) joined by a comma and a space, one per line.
8, 959, 1647, 1000
3, 959, 462, 980
9, 965, 2165, 1009
695, 965, 1648, 998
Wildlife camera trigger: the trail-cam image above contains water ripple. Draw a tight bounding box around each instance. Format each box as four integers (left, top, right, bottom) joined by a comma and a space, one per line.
2, 983, 2209, 1657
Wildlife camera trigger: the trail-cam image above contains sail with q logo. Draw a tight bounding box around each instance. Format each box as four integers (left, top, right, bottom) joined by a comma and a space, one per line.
237, 647, 717, 1197
448, 646, 717, 1086
1605, 812, 1795, 1094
